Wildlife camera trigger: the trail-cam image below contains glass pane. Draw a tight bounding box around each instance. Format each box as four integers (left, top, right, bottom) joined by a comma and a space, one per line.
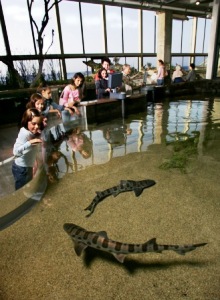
109, 57, 125, 71
143, 11, 156, 53
59, 1, 83, 54
172, 20, 182, 53
123, 8, 139, 53
106, 6, 122, 53
0, 62, 7, 80
182, 18, 193, 53
203, 19, 211, 53
195, 18, 205, 53
43, 59, 62, 80
0, 24, 6, 55
31, 0, 60, 54
81, 3, 104, 54
65, 58, 88, 78
124, 57, 138, 70
143, 57, 157, 69
195, 56, 207, 78
1, 0, 35, 54
182, 56, 191, 70
171, 56, 190, 71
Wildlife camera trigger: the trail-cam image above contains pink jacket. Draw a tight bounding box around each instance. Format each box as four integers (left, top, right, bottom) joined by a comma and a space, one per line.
59, 85, 80, 106
157, 66, 165, 79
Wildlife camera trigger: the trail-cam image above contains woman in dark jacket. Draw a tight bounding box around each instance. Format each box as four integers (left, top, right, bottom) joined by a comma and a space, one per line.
95, 68, 111, 99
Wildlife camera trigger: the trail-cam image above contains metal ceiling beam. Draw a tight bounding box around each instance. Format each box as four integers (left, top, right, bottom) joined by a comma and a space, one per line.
65, 0, 213, 17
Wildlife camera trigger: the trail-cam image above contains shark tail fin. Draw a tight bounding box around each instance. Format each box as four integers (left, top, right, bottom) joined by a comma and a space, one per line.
84, 204, 95, 217
173, 242, 207, 255
84, 204, 92, 211
85, 211, 93, 218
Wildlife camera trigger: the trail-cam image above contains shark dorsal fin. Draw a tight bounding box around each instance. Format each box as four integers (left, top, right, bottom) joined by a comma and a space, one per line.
96, 191, 102, 196
74, 241, 88, 256
144, 238, 157, 246
97, 231, 108, 238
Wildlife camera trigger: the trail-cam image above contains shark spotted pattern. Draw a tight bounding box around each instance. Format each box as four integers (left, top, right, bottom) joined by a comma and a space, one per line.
63, 223, 207, 263
84, 179, 156, 217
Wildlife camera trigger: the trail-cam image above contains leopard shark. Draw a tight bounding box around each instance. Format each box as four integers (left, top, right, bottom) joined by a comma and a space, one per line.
84, 179, 156, 217
63, 223, 207, 263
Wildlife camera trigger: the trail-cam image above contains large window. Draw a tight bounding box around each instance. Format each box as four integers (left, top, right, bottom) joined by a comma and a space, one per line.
182, 18, 193, 53
203, 18, 211, 53
31, 1, 60, 54
124, 57, 139, 70
59, 1, 83, 54
65, 58, 88, 78
81, 3, 104, 53
143, 11, 156, 53
0, 1, 213, 79
143, 57, 157, 68
123, 7, 139, 53
171, 56, 191, 70
0, 25, 6, 55
0, 62, 7, 82
106, 6, 122, 53
1, 0, 35, 55
171, 20, 182, 53
171, 16, 211, 74
195, 18, 206, 53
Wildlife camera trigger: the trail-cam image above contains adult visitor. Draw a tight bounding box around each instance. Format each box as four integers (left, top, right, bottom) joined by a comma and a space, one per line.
121, 64, 133, 96
172, 65, 184, 83
156, 59, 166, 86
94, 57, 114, 81
185, 63, 197, 82
95, 68, 111, 99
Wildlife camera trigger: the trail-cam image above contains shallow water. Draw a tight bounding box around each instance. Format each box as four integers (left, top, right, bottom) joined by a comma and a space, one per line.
49, 97, 220, 178
0, 97, 220, 299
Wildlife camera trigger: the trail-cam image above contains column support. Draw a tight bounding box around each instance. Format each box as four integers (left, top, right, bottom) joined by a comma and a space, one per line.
156, 11, 172, 69
206, 0, 220, 79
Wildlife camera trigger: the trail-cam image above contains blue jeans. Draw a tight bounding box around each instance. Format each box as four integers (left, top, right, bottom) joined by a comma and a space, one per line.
45, 99, 64, 111
12, 161, 33, 190
157, 78, 164, 86
173, 77, 184, 83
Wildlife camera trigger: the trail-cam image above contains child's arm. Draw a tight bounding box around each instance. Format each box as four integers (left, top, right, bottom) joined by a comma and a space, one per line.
48, 108, 61, 118
13, 138, 42, 156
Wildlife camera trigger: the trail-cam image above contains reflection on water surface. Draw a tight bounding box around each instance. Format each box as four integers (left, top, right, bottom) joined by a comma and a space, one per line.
50, 98, 220, 179
0, 97, 220, 199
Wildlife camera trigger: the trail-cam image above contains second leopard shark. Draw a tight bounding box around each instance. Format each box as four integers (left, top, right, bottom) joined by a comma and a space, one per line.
63, 223, 207, 263
84, 179, 156, 217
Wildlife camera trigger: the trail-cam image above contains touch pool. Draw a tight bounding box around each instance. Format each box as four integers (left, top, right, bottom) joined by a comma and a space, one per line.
0, 97, 220, 300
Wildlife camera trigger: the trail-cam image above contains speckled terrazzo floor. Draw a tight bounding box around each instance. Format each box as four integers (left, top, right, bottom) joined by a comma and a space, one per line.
0, 146, 220, 300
